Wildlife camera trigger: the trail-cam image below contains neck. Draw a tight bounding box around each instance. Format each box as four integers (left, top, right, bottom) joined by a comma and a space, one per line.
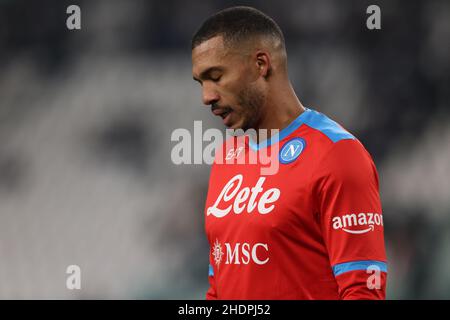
253, 81, 305, 144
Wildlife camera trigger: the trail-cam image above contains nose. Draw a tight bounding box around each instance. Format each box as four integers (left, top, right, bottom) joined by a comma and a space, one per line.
202, 83, 219, 106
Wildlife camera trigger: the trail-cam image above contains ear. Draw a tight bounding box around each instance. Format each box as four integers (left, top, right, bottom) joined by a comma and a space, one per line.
255, 51, 271, 78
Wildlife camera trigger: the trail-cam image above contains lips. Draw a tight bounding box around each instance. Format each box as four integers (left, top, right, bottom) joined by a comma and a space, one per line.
212, 107, 232, 119
222, 110, 233, 126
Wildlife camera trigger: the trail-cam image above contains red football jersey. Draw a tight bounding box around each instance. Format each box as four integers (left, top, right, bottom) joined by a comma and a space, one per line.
204, 108, 387, 299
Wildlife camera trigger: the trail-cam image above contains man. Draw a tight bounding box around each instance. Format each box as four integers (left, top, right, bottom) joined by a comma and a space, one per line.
192, 6, 387, 299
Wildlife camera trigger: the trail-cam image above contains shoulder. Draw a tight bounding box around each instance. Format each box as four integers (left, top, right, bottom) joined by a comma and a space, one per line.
312, 139, 379, 197
300, 109, 377, 182
299, 108, 372, 169
300, 108, 355, 144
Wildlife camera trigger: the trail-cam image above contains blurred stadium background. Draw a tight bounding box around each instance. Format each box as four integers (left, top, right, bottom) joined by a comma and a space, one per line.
0, 0, 449, 299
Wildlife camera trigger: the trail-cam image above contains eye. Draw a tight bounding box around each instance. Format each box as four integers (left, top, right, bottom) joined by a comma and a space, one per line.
210, 74, 222, 82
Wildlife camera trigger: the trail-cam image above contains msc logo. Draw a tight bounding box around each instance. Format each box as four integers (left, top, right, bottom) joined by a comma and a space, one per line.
332, 213, 384, 234
279, 138, 306, 164
212, 239, 224, 269
212, 239, 270, 267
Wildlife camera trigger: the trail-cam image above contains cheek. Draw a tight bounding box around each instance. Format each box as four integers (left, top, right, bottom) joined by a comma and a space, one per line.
221, 87, 243, 109
223, 71, 251, 101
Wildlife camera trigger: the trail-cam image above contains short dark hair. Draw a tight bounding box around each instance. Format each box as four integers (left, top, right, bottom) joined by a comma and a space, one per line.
191, 6, 285, 50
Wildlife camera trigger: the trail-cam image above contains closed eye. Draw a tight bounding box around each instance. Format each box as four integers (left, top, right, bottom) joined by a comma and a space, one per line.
193, 66, 224, 85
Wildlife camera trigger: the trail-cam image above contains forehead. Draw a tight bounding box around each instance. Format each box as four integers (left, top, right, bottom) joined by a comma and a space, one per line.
192, 36, 231, 73
192, 35, 227, 60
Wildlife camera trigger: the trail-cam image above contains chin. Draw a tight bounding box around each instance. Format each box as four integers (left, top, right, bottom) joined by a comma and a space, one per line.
229, 122, 245, 131
227, 115, 248, 131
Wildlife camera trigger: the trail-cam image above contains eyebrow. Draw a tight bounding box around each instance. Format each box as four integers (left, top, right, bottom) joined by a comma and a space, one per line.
193, 66, 223, 83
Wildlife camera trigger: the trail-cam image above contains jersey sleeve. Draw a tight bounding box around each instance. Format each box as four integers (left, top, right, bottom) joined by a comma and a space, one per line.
313, 139, 387, 300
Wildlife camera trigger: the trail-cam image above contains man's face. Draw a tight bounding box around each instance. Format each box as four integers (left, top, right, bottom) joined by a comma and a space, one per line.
192, 36, 266, 131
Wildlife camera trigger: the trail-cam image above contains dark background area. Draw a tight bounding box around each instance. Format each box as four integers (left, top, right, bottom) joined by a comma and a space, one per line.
0, 0, 449, 298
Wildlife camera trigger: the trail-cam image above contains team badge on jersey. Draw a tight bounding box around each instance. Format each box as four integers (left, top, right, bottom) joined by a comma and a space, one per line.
279, 137, 306, 164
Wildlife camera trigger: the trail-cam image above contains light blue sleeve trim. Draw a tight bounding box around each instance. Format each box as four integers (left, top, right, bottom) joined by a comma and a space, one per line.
332, 260, 387, 277
208, 264, 214, 277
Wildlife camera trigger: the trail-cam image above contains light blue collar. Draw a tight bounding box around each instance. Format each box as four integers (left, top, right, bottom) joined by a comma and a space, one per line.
248, 108, 311, 151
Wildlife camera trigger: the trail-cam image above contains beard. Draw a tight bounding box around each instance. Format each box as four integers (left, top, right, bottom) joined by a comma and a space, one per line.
235, 83, 265, 131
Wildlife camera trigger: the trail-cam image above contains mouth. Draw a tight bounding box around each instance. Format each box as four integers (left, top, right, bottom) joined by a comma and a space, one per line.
222, 110, 232, 126
212, 108, 233, 125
